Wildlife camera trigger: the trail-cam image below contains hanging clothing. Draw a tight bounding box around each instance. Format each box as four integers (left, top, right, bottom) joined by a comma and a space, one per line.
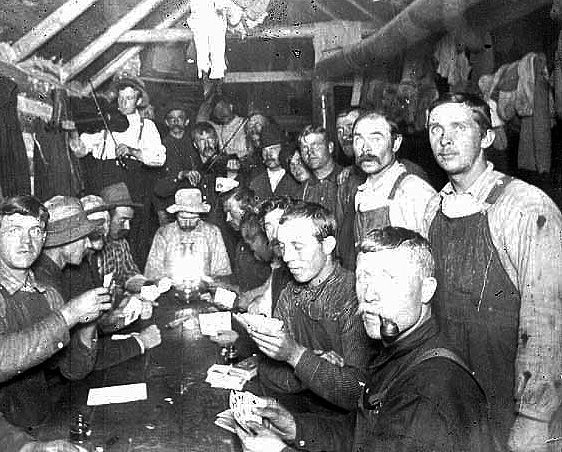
0, 76, 30, 196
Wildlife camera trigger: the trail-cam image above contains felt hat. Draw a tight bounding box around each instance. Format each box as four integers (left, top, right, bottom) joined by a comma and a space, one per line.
43, 196, 103, 248
100, 182, 142, 209
260, 125, 282, 148
166, 189, 210, 214
80, 195, 109, 214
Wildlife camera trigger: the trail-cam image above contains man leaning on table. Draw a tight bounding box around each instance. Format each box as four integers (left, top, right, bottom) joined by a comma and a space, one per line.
236, 227, 496, 452
0, 195, 111, 429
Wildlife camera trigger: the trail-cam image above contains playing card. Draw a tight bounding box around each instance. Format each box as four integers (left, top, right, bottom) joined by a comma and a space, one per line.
103, 272, 114, 288
229, 391, 266, 431
236, 313, 284, 334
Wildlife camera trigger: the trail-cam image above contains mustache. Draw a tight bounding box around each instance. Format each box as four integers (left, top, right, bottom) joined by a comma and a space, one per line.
356, 154, 381, 165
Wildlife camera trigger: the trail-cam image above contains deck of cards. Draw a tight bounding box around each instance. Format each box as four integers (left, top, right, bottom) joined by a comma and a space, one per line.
205, 355, 258, 390
214, 391, 267, 433
234, 313, 284, 335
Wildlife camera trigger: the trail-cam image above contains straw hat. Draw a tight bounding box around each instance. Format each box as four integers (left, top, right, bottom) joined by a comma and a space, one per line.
43, 196, 103, 248
100, 182, 142, 209
166, 189, 210, 214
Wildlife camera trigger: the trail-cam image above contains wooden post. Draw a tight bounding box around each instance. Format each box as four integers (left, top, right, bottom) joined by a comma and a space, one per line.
12, 0, 98, 63
312, 76, 336, 145
62, 0, 167, 82
84, 1, 191, 93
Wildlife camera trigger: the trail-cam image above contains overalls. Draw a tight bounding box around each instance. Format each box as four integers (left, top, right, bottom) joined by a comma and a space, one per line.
354, 171, 409, 246
428, 176, 519, 447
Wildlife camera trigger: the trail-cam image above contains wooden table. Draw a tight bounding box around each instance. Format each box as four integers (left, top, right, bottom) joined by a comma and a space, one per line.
32, 290, 247, 452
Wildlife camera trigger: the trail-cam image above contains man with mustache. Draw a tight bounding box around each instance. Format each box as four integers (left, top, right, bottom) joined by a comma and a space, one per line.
96, 182, 146, 293
249, 124, 301, 204
145, 188, 231, 284
235, 227, 496, 452
424, 93, 562, 451
336, 110, 435, 270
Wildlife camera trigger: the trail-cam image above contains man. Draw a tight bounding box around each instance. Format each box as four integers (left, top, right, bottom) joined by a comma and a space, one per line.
424, 92, 562, 451
97, 182, 146, 293
223, 187, 271, 293
0, 411, 80, 451
335, 108, 361, 166
245, 202, 371, 412
298, 126, 342, 214
211, 97, 248, 158
145, 188, 231, 284
71, 75, 165, 168
154, 103, 201, 225
0, 195, 111, 428
249, 124, 301, 203
236, 227, 496, 452
70, 75, 166, 269
241, 197, 294, 316
34, 195, 161, 372
336, 110, 436, 270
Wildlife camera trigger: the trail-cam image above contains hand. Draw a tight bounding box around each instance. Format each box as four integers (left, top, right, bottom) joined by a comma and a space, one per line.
508, 415, 549, 452
313, 349, 344, 367
138, 324, 162, 349
125, 275, 146, 293
76, 323, 98, 349
61, 287, 111, 327
23, 439, 82, 451
252, 397, 297, 441
115, 143, 131, 158
236, 421, 287, 452
187, 170, 202, 186
247, 296, 265, 315
337, 166, 352, 185
248, 328, 305, 367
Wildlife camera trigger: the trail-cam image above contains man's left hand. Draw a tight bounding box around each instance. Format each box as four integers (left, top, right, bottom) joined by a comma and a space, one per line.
248, 329, 304, 366
508, 415, 549, 452
235, 422, 287, 452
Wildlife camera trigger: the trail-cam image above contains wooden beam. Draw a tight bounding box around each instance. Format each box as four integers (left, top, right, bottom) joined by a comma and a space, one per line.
140, 71, 314, 85
12, 0, 98, 63
340, 0, 380, 21
84, 1, 192, 94
117, 21, 378, 43
311, 1, 339, 21
62, 0, 167, 82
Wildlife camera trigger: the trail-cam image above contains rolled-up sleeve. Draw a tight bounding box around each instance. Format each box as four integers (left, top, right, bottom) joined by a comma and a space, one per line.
138, 120, 166, 166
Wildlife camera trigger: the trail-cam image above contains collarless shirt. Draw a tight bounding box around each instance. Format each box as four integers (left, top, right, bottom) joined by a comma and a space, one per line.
302, 163, 343, 213
354, 161, 436, 237
423, 162, 562, 424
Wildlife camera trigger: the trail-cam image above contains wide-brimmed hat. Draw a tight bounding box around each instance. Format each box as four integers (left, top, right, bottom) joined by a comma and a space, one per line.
100, 182, 142, 209
80, 194, 109, 214
44, 196, 104, 248
166, 189, 210, 214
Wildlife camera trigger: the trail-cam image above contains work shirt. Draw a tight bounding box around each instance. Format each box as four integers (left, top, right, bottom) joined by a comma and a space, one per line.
286, 318, 496, 452
260, 263, 370, 412
423, 163, 562, 427
95, 237, 143, 290
144, 220, 232, 282
301, 164, 343, 215
79, 112, 165, 166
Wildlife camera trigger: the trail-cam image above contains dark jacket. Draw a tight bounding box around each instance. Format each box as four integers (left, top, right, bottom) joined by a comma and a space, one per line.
286, 317, 496, 452
34, 254, 142, 372
249, 170, 302, 203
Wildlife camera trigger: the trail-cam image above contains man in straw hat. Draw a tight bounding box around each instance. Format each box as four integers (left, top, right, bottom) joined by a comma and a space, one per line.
145, 188, 231, 285
97, 182, 146, 293
0, 195, 111, 429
